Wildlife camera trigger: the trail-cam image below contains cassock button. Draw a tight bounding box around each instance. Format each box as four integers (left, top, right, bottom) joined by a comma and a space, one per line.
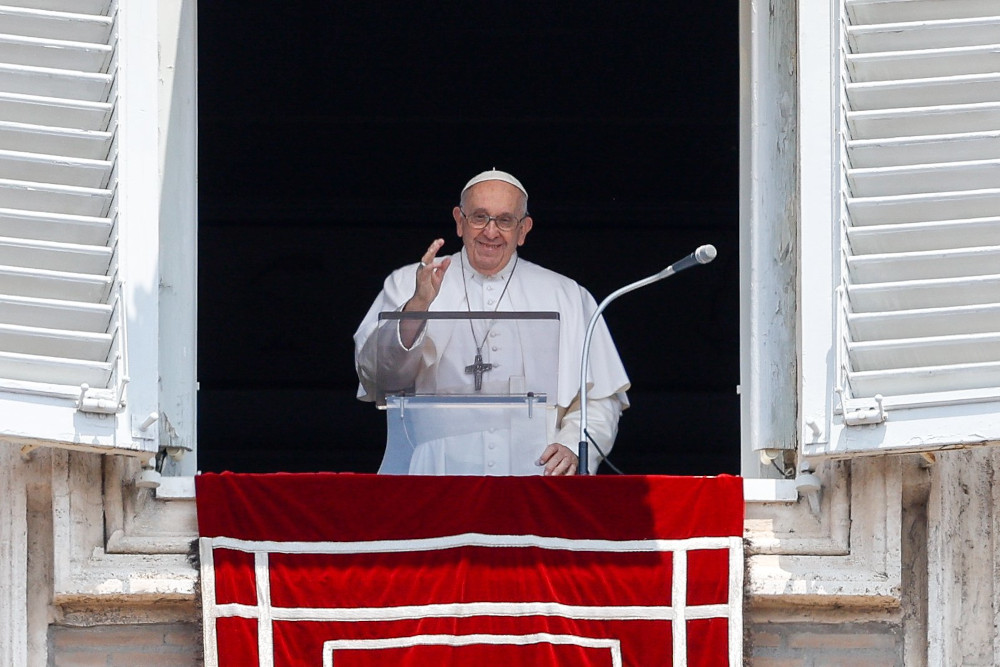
488, 443, 495, 450
492, 345, 498, 351
487, 299, 495, 305
487, 461, 495, 468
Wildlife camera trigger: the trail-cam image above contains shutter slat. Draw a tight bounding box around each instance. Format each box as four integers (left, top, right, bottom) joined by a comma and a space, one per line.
848, 0, 998, 25
848, 74, 1000, 110
849, 16, 1000, 52
0, 34, 112, 72
0, 92, 111, 130
848, 245, 1000, 283
849, 102, 1000, 139
0, 179, 111, 216
6, 1, 111, 16
0, 148, 111, 187
0, 293, 111, 332
0, 235, 111, 274
848, 274, 1000, 313
0, 322, 111, 361
849, 303, 1000, 340
0, 6, 112, 44
848, 158, 1000, 197
0, 349, 111, 387
848, 188, 1000, 226
848, 131, 1000, 168
0, 207, 111, 244
0, 264, 111, 302
0, 63, 111, 102
849, 332, 1000, 371
847, 216, 1000, 253
0, 120, 112, 159
849, 361, 1000, 397
849, 44, 1000, 83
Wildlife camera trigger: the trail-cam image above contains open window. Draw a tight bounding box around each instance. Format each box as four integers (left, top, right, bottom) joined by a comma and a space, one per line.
799, 0, 1000, 459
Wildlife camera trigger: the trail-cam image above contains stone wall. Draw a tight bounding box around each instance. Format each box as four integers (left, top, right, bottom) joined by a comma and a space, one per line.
49, 623, 202, 667
749, 621, 902, 667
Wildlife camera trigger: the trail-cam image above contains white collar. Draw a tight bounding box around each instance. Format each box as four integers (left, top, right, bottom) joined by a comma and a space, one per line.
461, 248, 518, 283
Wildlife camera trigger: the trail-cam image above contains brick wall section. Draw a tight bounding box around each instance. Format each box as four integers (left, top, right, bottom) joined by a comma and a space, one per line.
750, 621, 903, 667
46, 619, 900, 666
48, 623, 202, 667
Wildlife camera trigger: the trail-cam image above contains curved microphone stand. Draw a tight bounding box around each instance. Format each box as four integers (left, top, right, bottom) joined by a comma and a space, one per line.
577, 244, 717, 475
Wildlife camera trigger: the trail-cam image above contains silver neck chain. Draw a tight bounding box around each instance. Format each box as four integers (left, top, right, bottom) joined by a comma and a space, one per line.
459, 251, 518, 353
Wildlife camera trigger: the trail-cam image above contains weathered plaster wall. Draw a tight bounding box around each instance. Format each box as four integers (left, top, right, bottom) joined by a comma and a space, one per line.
739, 0, 799, 476
927, 447, 1000, 666
1, 443, 30, 665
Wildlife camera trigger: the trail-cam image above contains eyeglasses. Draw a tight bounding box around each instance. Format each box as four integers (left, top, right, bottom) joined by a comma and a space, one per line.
460, 208, 527, 232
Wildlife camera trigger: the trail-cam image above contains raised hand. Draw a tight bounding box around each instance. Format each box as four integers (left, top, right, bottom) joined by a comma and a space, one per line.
404, 238, 451, 312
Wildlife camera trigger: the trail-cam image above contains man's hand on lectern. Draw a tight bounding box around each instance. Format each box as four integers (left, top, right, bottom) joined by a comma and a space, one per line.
538, 443, 579, 476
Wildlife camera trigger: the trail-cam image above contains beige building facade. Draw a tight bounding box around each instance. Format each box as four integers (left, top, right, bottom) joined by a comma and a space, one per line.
3, 0, 1000, 664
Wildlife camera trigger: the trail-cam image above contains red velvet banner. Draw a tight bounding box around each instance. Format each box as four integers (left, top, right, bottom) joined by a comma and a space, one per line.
197, 474, 744, 667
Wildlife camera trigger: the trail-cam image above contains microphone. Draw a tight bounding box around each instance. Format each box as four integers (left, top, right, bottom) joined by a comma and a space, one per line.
577, 244, 717, 475
655, 244, 718, 277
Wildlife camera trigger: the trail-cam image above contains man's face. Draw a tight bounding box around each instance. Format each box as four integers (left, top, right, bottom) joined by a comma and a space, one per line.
452, 180, 533, 276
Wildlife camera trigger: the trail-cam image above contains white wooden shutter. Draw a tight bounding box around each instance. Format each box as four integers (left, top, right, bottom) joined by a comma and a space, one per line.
800, 0, 1000, 457
0, 0, 160, 454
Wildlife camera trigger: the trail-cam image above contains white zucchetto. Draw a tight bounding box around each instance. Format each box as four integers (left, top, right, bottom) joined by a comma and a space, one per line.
461, 169, 528, 201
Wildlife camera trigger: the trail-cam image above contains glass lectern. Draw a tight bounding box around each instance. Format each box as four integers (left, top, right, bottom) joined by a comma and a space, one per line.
369, 311, 560, 475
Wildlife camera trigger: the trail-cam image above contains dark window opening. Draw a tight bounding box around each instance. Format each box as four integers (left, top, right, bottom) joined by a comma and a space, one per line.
197, 3, 739, 475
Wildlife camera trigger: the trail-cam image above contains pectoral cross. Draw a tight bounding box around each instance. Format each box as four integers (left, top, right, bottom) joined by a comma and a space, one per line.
465, 353, 493, 391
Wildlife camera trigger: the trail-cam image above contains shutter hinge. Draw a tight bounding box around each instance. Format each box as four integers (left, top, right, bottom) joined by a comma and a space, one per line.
841, 393, 887, 426
76, 379, 128, 415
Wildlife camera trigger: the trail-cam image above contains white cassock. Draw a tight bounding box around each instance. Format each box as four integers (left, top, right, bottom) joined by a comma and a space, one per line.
354, 249, 630, 475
